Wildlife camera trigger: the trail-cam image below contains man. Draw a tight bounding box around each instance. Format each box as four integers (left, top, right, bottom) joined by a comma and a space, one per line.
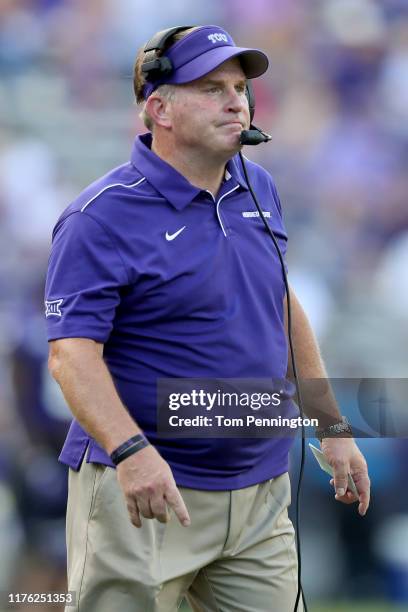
46, 25, 370, 612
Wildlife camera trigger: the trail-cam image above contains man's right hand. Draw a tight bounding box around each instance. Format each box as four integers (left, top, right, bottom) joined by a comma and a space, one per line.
116, 445, 191, 528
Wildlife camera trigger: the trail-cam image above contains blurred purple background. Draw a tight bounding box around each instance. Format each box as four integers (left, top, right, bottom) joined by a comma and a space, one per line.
0, 1, 408, 610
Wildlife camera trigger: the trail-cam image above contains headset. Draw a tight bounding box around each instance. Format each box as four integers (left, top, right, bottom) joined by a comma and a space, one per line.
141, 26, 272, 147
141, 26, 308, 612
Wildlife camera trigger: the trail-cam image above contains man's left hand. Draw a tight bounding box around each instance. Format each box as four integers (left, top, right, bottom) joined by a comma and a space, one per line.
320, 437, 370, 516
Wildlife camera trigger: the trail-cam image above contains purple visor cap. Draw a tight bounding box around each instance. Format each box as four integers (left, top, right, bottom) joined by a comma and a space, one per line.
142, 25, 269, 99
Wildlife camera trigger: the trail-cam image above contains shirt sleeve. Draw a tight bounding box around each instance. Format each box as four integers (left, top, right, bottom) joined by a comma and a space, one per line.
45, 211, 128, 342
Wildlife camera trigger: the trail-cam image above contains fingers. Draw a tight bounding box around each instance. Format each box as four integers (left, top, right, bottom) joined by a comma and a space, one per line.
150, 492, 170, 524
329, 479, 355, 503
335, 489, 357, 504
127, 495, 168, 527
136, 496, 155, 520
329, 477, 370, 514
165, 486, 191, 527
354, 474, 371, 516
127, 489, 170, 525
126, 486, 188, 527
358, 497, 369, 516
127, 502, 142, 528
332, 461, 349, 499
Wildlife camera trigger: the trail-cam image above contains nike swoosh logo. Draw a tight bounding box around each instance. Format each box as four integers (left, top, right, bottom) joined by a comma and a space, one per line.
165, 226, 186, 241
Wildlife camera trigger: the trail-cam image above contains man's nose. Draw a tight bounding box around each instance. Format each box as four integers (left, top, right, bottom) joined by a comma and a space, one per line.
225, 86, 245, 113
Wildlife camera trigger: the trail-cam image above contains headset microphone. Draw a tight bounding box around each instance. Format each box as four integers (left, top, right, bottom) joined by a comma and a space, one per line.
240, 127, 271, 146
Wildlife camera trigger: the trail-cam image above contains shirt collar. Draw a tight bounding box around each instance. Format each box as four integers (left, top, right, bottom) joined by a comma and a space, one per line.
130, 133, 248, 210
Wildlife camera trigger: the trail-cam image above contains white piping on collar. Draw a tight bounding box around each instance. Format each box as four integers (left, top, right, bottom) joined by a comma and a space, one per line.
206, 184, 240, 237
80, 177, 146, 213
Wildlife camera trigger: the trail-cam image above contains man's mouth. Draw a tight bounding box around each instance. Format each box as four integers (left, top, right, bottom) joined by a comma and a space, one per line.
219, 121, 244, 128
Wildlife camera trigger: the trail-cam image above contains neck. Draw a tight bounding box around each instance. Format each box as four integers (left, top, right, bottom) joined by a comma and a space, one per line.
151, 136, 227, 197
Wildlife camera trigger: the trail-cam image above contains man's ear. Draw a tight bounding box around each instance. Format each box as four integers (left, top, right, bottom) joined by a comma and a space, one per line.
145, 95, 172, 129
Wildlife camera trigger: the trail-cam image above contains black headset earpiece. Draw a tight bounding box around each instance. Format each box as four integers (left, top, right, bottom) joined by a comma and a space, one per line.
245, 81, 256, 123
240, 82, 272, 146
141, 25, 193, 82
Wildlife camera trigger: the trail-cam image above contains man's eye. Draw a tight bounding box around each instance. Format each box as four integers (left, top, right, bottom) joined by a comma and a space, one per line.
206, 87, 221, 94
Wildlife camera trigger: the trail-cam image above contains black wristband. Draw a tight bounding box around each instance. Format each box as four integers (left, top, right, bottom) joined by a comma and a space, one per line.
110, 434, 150, 466
316, 416, 353, 442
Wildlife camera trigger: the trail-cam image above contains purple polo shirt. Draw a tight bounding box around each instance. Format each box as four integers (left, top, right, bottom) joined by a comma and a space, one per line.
45, 133, 297, 490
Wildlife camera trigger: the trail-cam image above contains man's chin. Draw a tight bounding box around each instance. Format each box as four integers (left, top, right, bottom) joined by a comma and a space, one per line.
216, 133, 243, 156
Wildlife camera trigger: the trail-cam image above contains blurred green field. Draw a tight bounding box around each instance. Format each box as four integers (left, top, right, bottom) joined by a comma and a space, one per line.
180, 601, 406, 611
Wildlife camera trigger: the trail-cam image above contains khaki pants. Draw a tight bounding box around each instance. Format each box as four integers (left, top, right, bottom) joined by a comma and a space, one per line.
66, 455, 303, 612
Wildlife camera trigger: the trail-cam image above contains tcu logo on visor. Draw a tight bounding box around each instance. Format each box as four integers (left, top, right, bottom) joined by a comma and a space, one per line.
208, 33, 228, 44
